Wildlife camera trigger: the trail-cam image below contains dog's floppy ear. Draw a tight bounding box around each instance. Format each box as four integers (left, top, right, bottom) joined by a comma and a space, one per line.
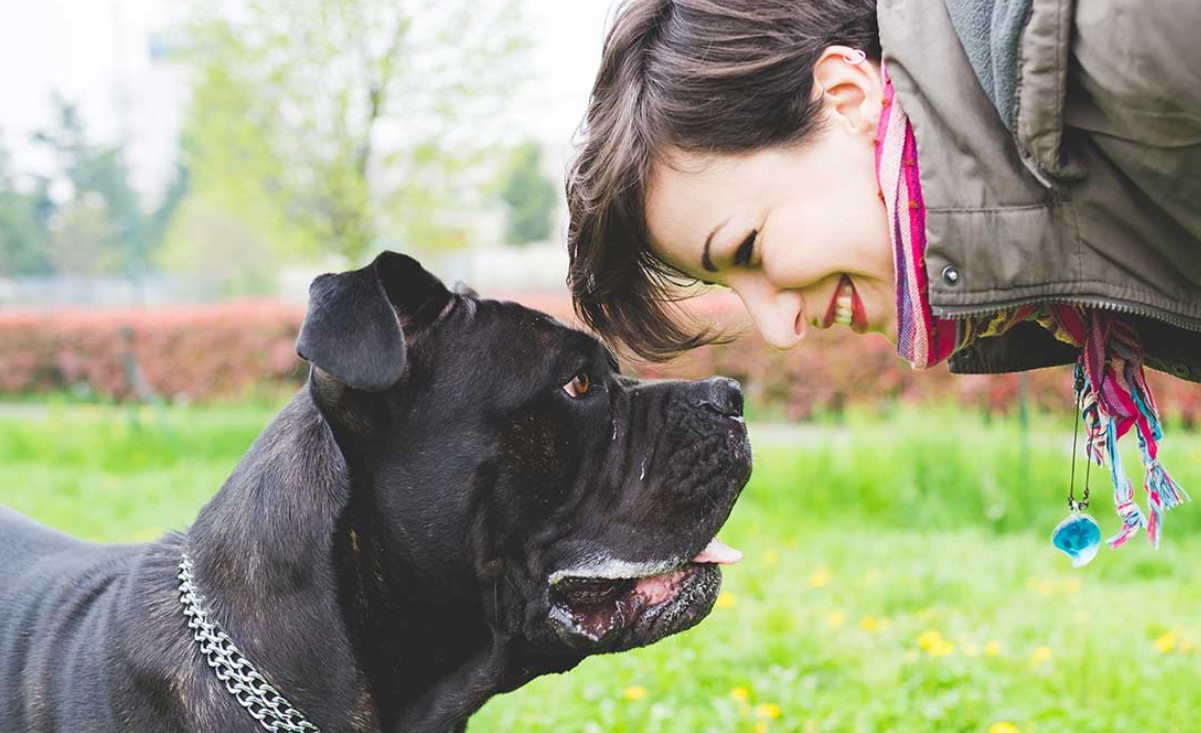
296, 251, 452, 391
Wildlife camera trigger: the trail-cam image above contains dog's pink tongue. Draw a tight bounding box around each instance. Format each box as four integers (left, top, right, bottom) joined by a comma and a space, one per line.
692, 538, 743, 565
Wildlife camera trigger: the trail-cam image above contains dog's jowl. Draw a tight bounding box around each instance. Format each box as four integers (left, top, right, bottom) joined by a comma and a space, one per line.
0, 251, 752, 733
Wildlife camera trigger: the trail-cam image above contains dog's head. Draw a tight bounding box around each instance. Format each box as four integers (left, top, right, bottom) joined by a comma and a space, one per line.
297, 252, 750, 669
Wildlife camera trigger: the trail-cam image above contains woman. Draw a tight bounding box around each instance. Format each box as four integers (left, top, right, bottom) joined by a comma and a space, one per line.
565, 0, 1201, 558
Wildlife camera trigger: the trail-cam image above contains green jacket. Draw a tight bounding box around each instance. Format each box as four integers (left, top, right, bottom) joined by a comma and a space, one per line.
878, 0, 1201, 382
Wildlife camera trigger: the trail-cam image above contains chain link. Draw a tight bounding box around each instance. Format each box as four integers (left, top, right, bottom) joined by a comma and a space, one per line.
178, 554, 321, 733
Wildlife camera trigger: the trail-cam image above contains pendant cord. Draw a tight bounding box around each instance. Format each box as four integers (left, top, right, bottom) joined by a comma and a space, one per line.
1082, 419, 1092, 509
1069, 362, 1087, 511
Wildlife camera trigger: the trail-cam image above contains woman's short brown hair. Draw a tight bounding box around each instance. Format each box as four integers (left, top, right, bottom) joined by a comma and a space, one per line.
566, 0, 879, 360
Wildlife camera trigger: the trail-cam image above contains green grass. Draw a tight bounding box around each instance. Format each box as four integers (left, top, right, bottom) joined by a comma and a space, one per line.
2, 403, 1201, 732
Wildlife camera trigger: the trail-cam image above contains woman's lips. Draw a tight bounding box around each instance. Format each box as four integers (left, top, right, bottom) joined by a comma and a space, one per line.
822, 275, 868, 333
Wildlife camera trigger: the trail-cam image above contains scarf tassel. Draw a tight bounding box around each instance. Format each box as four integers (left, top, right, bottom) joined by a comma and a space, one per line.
1078, 340, 1190, 550
1143, 463, 1188, 549
1147, 461, 1190, 513
1096, 414, 1145, 549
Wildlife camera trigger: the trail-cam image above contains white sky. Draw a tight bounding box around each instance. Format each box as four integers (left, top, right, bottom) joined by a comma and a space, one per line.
0, 0, 616, 196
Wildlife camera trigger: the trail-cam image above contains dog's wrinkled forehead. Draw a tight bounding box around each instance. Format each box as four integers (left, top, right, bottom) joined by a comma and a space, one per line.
426, 297, 607, 400
462, 301, 586, 354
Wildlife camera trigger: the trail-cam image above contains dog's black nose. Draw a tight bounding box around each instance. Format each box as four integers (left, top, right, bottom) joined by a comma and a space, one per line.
693, 377, 743, 417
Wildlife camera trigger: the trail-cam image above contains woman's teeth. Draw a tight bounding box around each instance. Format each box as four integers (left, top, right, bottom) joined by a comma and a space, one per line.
834, 281, 854, 327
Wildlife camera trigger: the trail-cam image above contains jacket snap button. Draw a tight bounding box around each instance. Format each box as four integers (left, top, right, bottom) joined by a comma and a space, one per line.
941, 265, 961, 285
1171, 362, 1190, 379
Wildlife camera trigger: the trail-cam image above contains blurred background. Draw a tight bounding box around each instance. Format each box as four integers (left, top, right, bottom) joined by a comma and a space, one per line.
0, 0, 609, 305
2, 2, 1200, 732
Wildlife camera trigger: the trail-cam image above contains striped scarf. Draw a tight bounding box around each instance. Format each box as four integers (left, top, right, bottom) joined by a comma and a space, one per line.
875, 64, 1188, 548
874, 65, 958, 369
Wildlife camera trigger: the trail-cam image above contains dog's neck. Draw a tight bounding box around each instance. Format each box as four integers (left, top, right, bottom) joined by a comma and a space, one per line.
185, 388, 504, 731
334, 482, 501, 728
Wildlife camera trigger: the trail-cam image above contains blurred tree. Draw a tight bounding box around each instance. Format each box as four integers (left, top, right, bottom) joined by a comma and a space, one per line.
0, 134, 53, 275
180, 0, 528, 266
497, 141, 558, 246
33, 99, 138, 276
27, 98, 188, 278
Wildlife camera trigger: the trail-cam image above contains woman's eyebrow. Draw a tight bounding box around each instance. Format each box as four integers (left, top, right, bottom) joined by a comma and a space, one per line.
700, 218, 730, 273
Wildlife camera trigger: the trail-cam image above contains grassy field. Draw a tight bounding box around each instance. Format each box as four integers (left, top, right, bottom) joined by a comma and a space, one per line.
2, 402, 1201, 732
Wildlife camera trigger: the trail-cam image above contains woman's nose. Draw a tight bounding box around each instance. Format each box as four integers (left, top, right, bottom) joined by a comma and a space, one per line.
731, 279, 803, 350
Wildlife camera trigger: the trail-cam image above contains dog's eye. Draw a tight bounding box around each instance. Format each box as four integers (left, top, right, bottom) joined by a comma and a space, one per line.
562, 372, 592, 398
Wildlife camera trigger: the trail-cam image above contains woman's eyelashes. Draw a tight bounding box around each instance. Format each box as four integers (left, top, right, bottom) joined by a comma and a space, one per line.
732, 230, 758, 267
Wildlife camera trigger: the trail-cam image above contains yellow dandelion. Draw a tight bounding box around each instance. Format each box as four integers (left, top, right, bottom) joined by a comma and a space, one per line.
928, 639, 955, 657
756, 723, 769, 733
716, 592, 737, 609
916, 630, 943, 650
984, 641, 1001, 657
1036, 580, 1054, 596
1063, 578, 1081, 594
731, 687, 750, 703
808, 568, 831, 589
825, 611, 846, 629
1029, 646, 1053, 667
1155, 632, 1178, 654
763, 549, 780, 566
624, 686, 647, 700
988, 722, 1020, 733
859, 616, 880, 633
754, 703, 782, 720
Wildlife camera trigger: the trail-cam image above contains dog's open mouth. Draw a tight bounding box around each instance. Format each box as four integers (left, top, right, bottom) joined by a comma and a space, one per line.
547, 538, 742, 650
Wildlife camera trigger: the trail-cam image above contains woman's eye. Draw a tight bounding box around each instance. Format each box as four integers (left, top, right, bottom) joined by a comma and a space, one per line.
562, 372, 592, 398
733, 230, 757, 266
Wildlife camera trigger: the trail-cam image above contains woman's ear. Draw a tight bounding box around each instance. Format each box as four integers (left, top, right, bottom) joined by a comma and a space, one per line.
812, 45, 884, 139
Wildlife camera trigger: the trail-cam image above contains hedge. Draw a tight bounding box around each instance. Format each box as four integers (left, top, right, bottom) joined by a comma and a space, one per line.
0, 302, 305, 403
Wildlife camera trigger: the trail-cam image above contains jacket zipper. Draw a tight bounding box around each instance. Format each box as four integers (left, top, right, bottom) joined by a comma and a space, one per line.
935, 295, 1201, 333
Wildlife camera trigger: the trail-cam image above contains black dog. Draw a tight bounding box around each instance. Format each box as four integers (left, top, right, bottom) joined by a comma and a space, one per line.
0, 252, 751, 732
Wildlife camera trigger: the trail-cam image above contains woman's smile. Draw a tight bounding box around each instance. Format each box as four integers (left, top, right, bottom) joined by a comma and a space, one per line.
822, 275, 867, 332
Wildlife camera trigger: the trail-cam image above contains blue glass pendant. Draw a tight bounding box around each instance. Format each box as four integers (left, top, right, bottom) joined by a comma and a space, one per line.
1051, 510, 1102, 567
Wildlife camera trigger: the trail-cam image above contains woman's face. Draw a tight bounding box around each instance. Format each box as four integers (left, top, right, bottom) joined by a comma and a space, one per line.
643, 52, 895, 349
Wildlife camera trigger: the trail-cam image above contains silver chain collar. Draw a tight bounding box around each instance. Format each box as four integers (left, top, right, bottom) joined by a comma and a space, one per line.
177, 554, 322, 733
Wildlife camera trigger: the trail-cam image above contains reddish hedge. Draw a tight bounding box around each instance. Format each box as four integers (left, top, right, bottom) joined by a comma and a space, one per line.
0, 295, 1197, 423
0, 302, 306, 402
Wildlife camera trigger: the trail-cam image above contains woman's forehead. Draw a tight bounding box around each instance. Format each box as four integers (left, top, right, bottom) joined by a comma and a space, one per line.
645, 149, 767, 269
646, 154, 734, 242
